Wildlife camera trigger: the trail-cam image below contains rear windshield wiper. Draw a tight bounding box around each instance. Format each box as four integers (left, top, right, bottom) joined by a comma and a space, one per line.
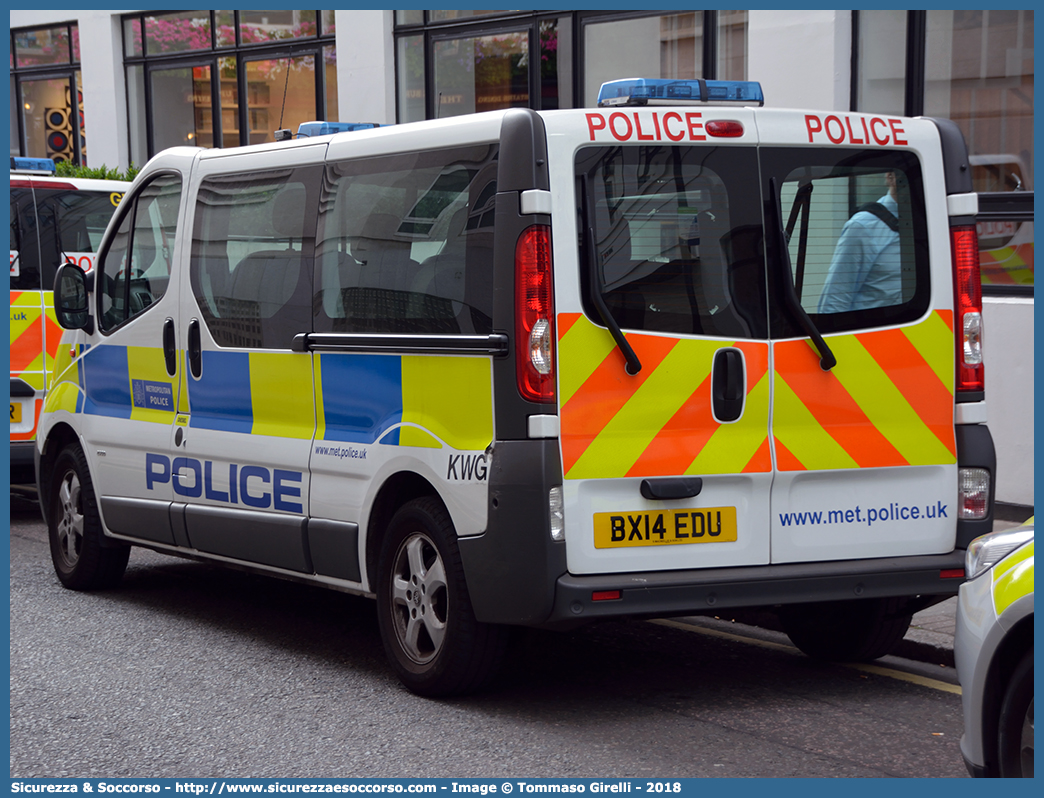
784, 179, 814, 297
770, 177, 835, 371
579, 175, 642, 376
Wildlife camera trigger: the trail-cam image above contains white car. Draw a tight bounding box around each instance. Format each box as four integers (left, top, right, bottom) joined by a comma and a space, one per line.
955, 521, 1034, 777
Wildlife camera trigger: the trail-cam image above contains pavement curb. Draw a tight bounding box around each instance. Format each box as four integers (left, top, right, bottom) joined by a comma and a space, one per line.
691, 602, 957, 668
893, 638, 954, 668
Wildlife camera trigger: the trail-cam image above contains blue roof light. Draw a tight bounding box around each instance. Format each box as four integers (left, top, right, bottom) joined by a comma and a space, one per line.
296, 121, 383, 137
597, 79, 764, 108
10, 156, 57, 174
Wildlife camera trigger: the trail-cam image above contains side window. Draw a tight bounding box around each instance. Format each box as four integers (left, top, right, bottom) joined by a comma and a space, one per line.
98, 174, 181, 332
314, 144, 498, 335
575, 145, 767, 338
190, 167, 319, 349
768, 149, 929, 335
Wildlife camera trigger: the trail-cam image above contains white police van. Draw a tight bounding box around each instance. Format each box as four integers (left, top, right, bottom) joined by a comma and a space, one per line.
10, 157, 128, 484
39, 79, 996, 696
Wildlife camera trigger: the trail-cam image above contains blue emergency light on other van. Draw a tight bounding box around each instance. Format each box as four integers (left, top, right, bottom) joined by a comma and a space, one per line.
296, 121, 382, 137
10, 156, 57, 174
597, 78, 764, 107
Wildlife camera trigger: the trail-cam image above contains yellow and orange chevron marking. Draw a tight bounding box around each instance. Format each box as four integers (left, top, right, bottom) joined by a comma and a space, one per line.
558, 313, 771, 480
773, 310, 956, 471
10, 290, 62, 379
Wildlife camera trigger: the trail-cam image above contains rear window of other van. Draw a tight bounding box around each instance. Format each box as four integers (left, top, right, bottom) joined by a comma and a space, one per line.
10, 185, 123, 291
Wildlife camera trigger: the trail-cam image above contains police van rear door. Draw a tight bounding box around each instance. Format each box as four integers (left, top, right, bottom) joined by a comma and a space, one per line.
549, 101, 773, 576
759, 110, 957, 563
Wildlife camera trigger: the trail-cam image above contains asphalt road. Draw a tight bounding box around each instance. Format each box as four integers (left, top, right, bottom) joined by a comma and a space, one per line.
10, 490, 969, 779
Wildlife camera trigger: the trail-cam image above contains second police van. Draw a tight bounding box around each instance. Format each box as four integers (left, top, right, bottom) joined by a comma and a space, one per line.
10, 157, 128, 484
39, 79, 996, 696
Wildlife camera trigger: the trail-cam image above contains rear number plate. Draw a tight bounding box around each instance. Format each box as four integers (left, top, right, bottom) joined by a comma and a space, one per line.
10, 402, 22, 424
594, 507, 738, 549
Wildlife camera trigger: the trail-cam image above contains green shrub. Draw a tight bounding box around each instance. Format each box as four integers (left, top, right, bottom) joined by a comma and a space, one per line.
54, 161, 141, 182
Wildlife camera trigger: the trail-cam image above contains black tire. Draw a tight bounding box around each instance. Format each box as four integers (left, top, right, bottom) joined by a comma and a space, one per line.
47, 444, 130, 590
998, 650, 1033, 777
375, 497, 508, 697
779, 597, 912, 662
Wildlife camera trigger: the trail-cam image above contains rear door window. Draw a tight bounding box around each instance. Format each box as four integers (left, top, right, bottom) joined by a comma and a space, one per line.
762, 149, 930, 336
575, 145, 767, 339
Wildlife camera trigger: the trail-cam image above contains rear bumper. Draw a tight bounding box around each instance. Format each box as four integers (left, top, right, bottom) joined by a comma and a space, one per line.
10, 440, 37, 484
543, 551, 965, 628
10, 439, 35, 465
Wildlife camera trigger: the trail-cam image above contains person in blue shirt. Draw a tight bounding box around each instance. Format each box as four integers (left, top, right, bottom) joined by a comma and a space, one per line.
817, 171, 900, 313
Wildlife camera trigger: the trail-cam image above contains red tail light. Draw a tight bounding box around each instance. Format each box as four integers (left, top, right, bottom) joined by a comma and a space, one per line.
951, 225, 984, 393
10, 179, 76, 190
515, 225, 555, 404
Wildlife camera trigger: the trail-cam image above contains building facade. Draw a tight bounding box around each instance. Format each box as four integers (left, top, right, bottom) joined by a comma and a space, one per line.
8, 8, 1034, 506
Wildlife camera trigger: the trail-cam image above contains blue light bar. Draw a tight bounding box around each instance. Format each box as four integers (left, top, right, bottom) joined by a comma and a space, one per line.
296, 121, 382, 137
10, 156, 57, 174
597, 78, 764, 107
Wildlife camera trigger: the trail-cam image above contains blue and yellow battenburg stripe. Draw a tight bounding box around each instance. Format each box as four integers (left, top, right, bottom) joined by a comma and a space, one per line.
66, 345, 494, 452
315, 353, 493, 451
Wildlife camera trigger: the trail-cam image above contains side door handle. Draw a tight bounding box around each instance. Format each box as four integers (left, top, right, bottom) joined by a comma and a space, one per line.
712, 348, 745, 423
188, 318, 202, 379
163, 318, 177, 376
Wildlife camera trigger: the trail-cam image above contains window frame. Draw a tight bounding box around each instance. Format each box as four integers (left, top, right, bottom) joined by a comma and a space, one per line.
10, 22, 84, 163
393, 10, 733, 122
122, 10, 336, 159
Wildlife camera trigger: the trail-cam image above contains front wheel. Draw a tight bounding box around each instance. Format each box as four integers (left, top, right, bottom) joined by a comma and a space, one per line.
998, 650, 1033, 777
47, 443, 130, 590
778, 597, 912, 662
375, 497, 508, 697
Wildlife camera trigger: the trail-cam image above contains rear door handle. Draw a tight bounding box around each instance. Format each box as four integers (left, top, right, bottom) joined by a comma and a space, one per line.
641, 477, 703, 500
712, 348, 745, 423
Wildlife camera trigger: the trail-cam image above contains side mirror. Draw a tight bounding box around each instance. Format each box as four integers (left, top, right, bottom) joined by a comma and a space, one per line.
53, 262, 94, 334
